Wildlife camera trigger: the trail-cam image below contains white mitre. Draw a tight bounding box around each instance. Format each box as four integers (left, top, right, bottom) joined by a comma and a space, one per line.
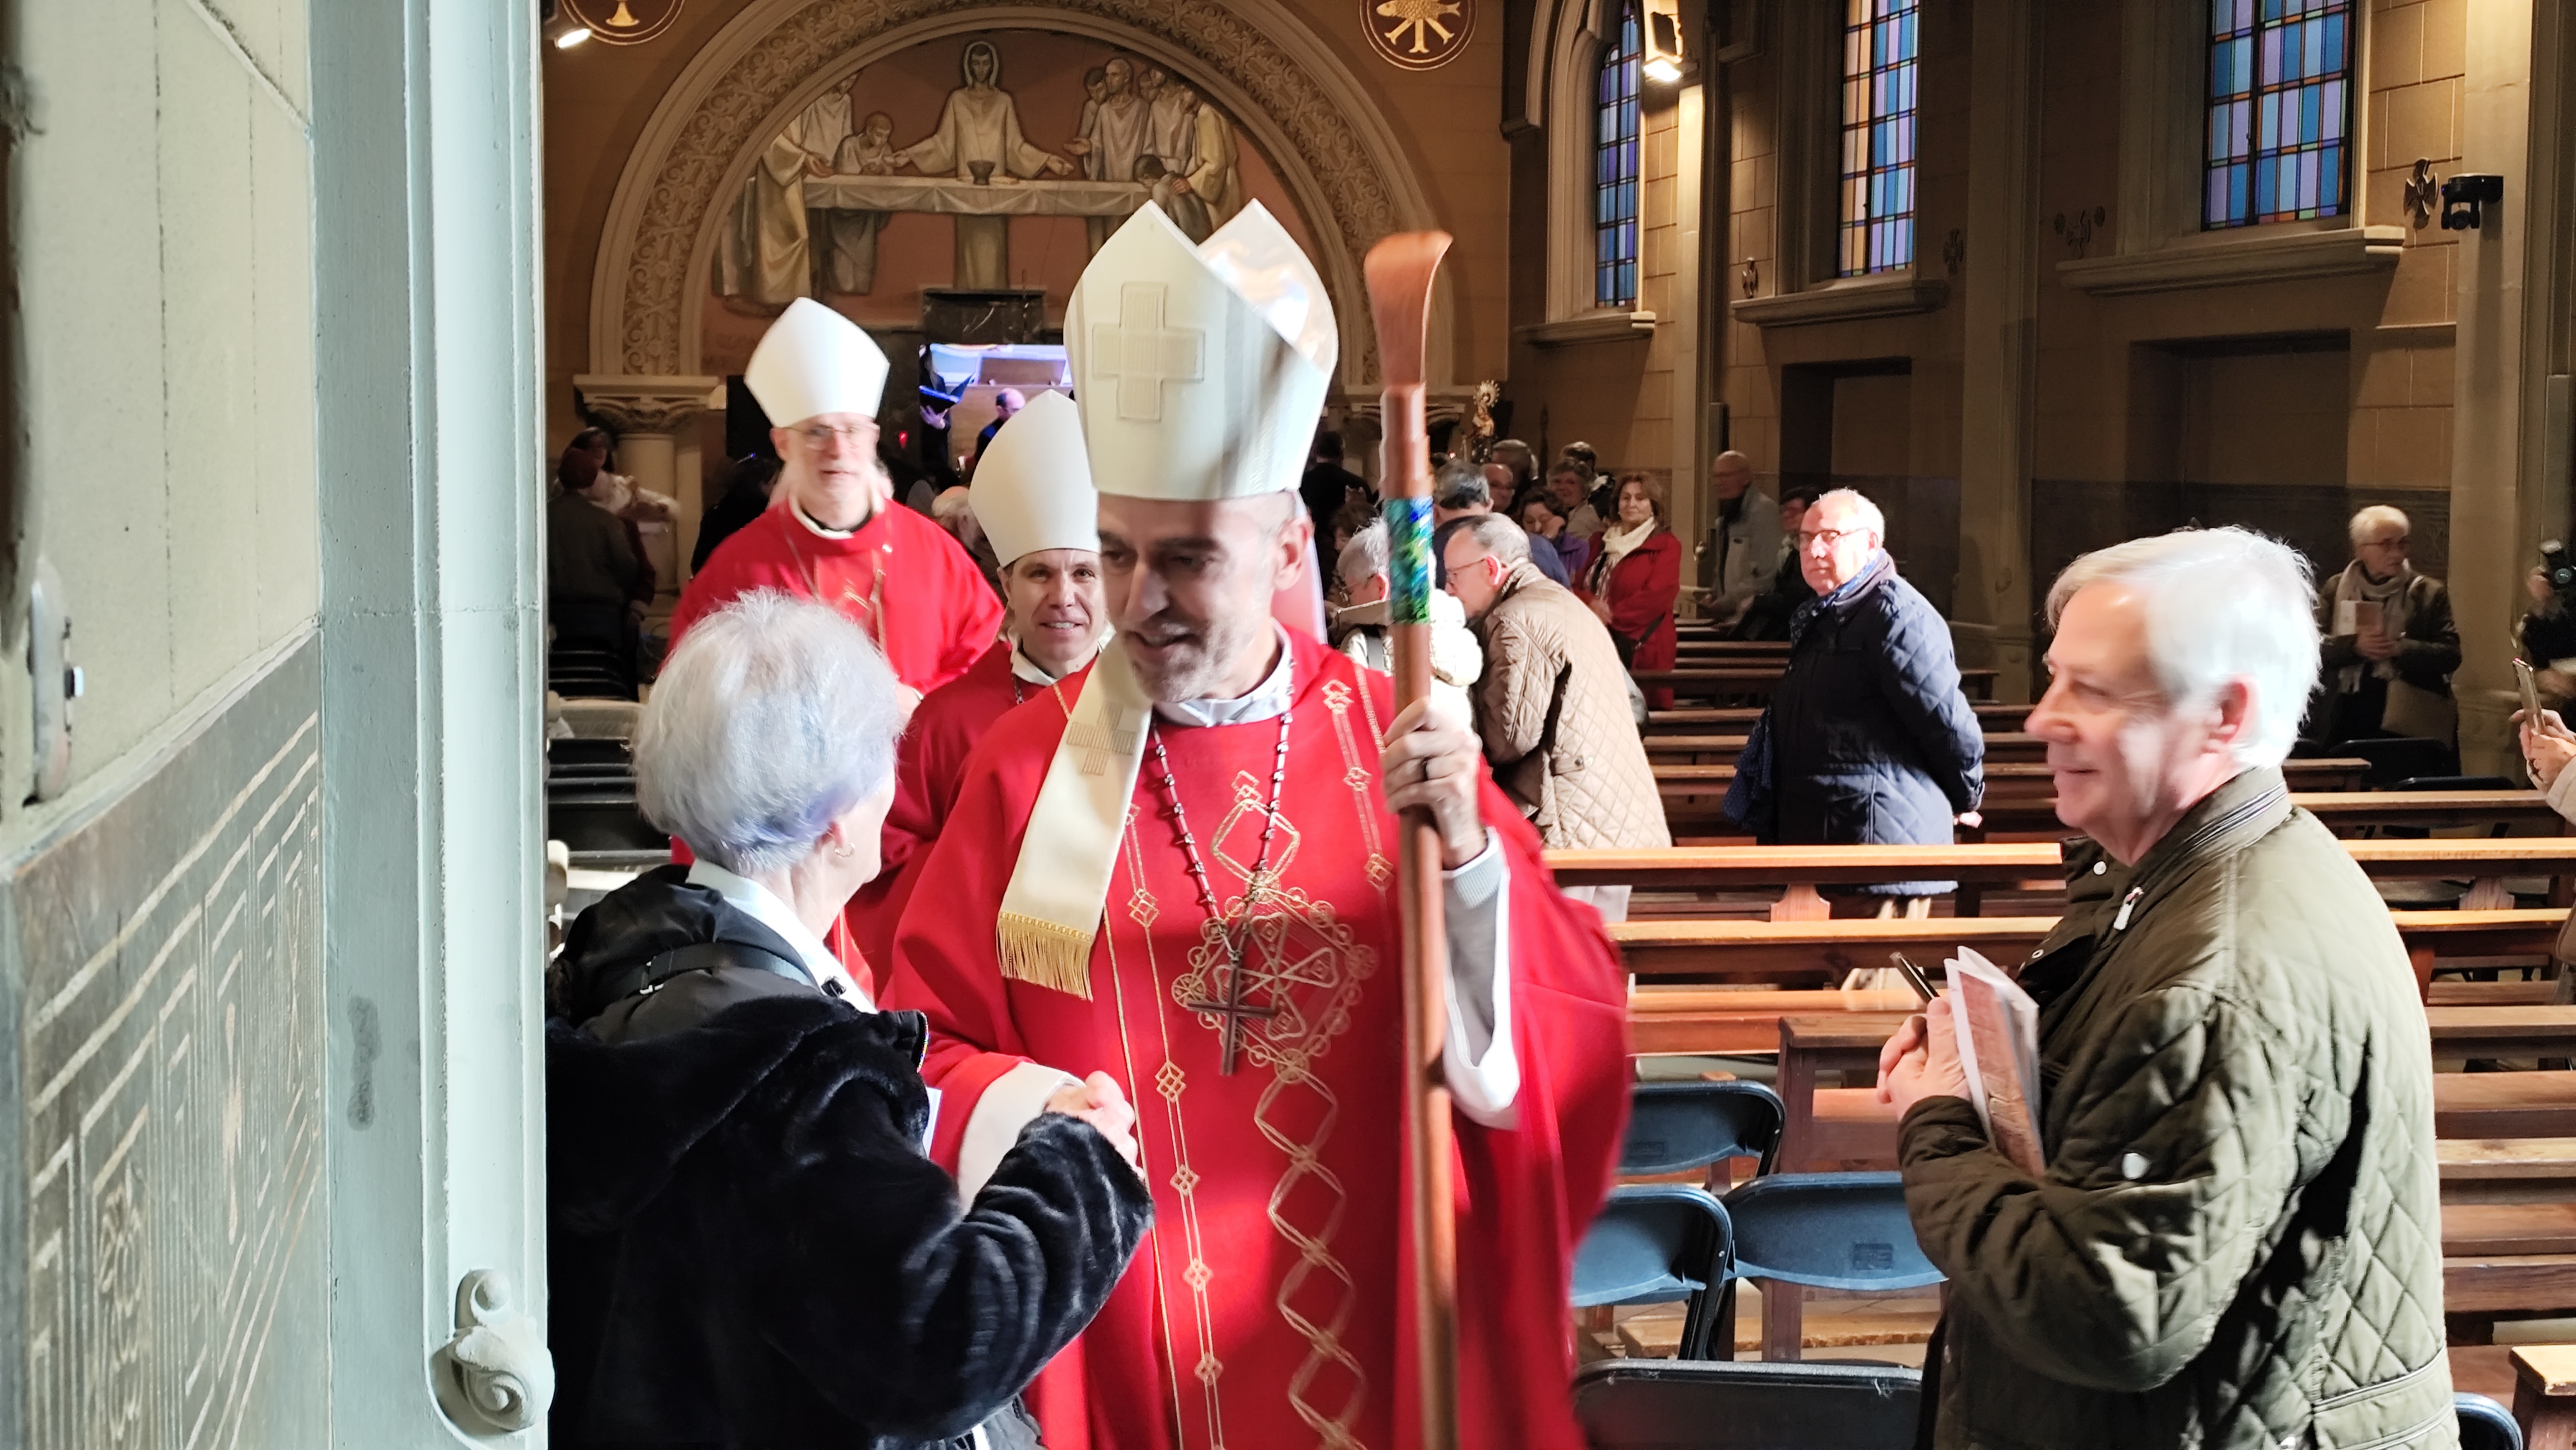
991, 204, 1342, 997
969, 391, 1099, 566
1064, 201, 1337, 501
744, 297, 890, 427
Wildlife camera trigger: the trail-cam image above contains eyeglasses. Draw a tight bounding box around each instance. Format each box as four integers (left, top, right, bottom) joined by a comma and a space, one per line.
791, 422, 871, 448
1795, 527, 1868, 549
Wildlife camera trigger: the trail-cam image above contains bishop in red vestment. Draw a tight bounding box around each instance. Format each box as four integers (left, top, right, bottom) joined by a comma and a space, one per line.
665, 299, 1001, 699
885, 204, 1630, 1450
852, 392, 1108, 974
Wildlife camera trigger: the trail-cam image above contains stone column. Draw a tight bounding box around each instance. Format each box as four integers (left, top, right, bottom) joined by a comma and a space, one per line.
2447, 0, 2535, 776
1953, 0, 2042, 701
572, 373, 722, 597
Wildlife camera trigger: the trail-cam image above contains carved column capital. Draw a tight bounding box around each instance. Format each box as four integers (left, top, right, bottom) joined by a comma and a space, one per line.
574, 373, 723, 436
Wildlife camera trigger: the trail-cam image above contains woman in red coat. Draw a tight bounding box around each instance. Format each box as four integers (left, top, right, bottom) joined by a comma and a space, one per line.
1583, 471, 1683, 709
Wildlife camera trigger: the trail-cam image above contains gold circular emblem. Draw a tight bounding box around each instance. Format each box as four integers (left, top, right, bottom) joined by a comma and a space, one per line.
559, 0, 687, 46
1363, 0, 1474, 71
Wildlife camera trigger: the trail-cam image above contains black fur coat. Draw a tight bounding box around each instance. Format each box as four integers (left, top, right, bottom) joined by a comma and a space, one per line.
548, 874, 1152, 1447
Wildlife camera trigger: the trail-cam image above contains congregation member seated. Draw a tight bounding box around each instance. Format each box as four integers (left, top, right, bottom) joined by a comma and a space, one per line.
1580, 471, 1682, 707
1444, 513, 1667, 921
1724, 488, 1981, 912
546, 590, 1150, 1449
2315, 504, 2459, 751
1879, 527, 2452, 1449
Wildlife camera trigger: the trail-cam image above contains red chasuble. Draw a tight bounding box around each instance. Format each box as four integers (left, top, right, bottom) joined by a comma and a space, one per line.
847, 640, 1086, 977
884, 633, 1630, 1450
667, 502, 1003, 696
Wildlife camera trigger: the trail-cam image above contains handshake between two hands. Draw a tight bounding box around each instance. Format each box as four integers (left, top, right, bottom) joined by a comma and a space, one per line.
1046, 1072, 1142, 1170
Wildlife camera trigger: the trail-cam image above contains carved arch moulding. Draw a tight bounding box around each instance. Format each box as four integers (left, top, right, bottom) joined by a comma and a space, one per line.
588, 0, 1454, 392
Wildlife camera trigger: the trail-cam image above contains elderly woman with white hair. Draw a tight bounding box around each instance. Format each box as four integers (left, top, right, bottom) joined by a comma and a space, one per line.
546, 590, 1150, 1450
1877, 528, 2451, 1450
2315, 503, 2459, 749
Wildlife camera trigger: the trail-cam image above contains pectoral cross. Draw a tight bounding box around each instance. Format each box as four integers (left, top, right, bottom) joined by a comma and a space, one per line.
1187, 919, 1279, 1076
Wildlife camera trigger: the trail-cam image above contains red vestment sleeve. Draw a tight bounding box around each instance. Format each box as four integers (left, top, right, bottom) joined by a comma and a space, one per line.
878, 710, 1063, 1173
1390, 752, 1633, 1450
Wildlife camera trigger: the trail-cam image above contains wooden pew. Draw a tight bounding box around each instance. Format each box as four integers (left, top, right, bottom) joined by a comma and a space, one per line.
1625, 986, 1921, 1055
1633, 666, 2000, 702
1646, 731, 2052, 764
2443, 1139, 2576, 1205
1646, 702, 2032, 734
1553, 839, 2576, 918
2511, 1344, 2576, 1444
1611, 910, 2567, 997
1650, 758, 2372, 800
1777, 1052, 2576, 1174
1657, 789, 2567, 839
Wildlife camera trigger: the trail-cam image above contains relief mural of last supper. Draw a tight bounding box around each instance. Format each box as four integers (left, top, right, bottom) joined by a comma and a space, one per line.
707, 30, 1312, 351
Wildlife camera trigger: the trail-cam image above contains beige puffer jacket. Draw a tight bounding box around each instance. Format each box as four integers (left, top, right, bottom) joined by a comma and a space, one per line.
1469, 561, 1671, 850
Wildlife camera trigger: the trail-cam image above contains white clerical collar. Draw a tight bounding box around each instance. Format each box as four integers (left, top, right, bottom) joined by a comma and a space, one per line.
790, 498, 872, 541
684, 860, 874, 1011
1154, 624, 1294, 728
1006, 627, 1110, 686
1008, 641, 1055, 685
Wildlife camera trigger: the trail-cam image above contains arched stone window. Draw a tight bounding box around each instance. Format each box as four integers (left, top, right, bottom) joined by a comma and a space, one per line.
1592, 0, 1642, 309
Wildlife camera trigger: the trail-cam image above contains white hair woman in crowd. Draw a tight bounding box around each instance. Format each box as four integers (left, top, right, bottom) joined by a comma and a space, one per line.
1330, 518, 1484, 714
546, 590, 1147, 1449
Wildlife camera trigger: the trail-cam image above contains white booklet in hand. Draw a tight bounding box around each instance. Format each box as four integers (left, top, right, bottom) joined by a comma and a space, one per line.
1945, 947, 2046, 1176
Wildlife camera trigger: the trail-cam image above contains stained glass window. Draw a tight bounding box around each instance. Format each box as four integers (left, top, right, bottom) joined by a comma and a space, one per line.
1594, 0, 1642, 309
2205, 0, 2352, 229
1838, 0, 1919, 277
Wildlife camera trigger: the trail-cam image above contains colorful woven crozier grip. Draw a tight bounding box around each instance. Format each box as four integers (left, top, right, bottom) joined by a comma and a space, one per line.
1382, 495, 1434, 626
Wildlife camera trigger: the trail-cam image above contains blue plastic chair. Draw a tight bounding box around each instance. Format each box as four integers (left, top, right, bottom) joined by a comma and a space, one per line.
2457, 1391, 2524, 1450
1571, 1185, 1733, 1360
1622, 1080, 1787, 1178
1721, 1170, 1944, 1362
1571, 1358, 1923, 1450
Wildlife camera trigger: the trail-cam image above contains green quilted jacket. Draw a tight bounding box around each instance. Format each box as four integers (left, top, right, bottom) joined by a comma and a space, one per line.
1899, 768, 2455, 1449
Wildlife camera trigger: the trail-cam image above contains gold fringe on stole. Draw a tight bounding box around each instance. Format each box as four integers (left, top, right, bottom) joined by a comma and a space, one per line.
995, 911, 1097, 999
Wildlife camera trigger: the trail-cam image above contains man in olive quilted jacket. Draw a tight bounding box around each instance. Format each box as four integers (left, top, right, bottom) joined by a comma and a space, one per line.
1445, 515, 1668, 923
1880, 528, 2454, 1449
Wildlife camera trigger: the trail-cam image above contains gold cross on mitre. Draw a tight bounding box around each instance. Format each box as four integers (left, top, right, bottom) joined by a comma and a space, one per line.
1089, 282, 1206, 422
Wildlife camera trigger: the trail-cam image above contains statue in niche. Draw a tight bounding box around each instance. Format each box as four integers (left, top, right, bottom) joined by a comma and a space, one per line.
895, 39, 1072, 289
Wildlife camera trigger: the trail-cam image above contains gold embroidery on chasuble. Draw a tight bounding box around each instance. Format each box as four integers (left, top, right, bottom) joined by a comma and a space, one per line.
1159, 769, 1377, 1449
1323, 681, 1393, 894
1115, 812, 1229, 1448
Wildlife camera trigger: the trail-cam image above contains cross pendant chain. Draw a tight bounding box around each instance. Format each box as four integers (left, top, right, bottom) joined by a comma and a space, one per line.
1151, 709, 1294, 1076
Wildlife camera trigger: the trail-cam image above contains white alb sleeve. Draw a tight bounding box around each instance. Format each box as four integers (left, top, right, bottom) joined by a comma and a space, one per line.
1440, 830, 1520, 1129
